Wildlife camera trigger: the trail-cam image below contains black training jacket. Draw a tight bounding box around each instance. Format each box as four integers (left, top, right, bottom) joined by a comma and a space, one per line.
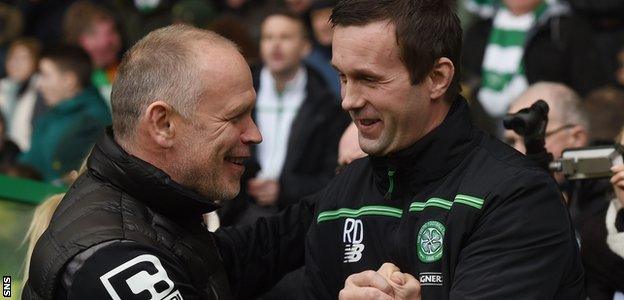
303, 96, 585, 299
23, 128, 313, 300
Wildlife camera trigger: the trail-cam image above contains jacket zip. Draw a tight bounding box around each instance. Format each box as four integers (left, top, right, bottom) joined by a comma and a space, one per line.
384, 168, 396, 200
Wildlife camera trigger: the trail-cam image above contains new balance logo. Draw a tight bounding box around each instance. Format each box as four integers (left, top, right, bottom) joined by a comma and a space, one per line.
343, 218, 364, 263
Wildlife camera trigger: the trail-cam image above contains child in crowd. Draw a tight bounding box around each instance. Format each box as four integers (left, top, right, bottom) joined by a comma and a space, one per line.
0, 38, 42, 151
19, 46, 111, 183
0, 110, 20, 169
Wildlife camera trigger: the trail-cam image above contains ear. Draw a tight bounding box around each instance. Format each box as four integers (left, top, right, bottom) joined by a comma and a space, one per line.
427, 57, 455, 100
569, 125, 589, 147
144, 101, 178, 148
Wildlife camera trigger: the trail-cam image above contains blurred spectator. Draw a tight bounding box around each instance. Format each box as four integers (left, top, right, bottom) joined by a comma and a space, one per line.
504, 82, 611, 232
504, 82, 589, 183
0, 108, 20, 170
0, 3, 24, 78
581, 127, 624, 300
567, 0, 624, 87
337, 122, 365, 167
0, 38, 41, 151
463, 0, 607, 120
15, 0, 75, 47
172, 0, 218, 28
464, 0, 497, 18
110, 0, 174, 47
285, 0, 312, 15
583, 86, 624, 145
208, 15, 259, 65
1, 163, 43, 181
304, 0, 340, 98
617, 47, 624, 88
63, 1, 122, 105
220, 11, 348, 226
19, 46, 111, 183
0, 38, 41, 149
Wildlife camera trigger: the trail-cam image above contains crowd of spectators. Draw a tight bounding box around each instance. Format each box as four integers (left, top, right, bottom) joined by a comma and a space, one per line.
2, 0, 624, 298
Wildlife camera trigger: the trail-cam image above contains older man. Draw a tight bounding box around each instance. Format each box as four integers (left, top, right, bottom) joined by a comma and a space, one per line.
23, 25, 312, 299
504, 82, 590, 180
503, 82, 600, 224
303, 0, 584, 299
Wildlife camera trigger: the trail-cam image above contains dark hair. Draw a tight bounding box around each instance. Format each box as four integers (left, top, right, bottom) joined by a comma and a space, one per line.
261, 8, 310, 39
41, 45, 93, 89
63, 1, 115, 45
330, 0, 462, 100
584, 86, 624, 143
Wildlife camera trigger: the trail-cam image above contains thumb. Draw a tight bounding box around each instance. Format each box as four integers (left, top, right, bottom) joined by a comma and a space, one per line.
390, 272, 405, 286
390, 272, 421, 300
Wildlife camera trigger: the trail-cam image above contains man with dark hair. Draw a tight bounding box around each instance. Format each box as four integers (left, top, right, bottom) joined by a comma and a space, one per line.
63, 1, 122, 105
19, 45, 110, 182
221, 10, 348, 226
302, 0, 584, 299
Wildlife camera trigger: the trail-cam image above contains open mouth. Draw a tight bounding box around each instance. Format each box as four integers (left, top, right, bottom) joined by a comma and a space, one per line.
225, 157, 247, 166
359, 119, 380, 126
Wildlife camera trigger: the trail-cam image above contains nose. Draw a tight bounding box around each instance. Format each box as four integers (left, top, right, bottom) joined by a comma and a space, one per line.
341, 81, 365, 112
242, 117, 262, 145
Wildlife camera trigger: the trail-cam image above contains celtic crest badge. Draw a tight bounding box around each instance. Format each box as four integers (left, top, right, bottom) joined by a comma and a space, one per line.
417, 220, 445, 263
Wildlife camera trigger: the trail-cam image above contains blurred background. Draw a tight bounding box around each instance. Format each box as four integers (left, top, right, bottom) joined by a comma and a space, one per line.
1, 0, 623, 299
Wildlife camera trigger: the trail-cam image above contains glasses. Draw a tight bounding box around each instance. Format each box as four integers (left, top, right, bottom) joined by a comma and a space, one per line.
544, 124, 576, 138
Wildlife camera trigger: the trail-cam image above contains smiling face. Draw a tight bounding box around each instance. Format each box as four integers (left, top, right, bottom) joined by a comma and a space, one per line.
176, 45, 262, 201
332, 21, 436, 156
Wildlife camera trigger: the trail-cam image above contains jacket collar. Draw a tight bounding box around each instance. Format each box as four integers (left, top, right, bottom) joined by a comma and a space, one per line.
370, 96, 479, 199
87, 128, 219, 228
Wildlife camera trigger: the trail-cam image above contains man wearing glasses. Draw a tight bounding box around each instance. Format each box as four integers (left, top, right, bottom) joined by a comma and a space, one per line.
504, 81, 590, 184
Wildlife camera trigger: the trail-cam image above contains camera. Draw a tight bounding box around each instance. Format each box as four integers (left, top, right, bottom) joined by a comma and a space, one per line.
550, 145, 624, 180
503, 100, 623, 180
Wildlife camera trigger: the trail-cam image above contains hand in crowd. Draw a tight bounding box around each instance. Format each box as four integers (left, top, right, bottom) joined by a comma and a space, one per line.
610, 163, 624, 207
248, 178, 280, 206
338, 123, 367, 166
339, 263, 421, 300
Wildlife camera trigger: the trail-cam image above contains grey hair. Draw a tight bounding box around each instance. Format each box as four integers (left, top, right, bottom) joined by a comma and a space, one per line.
522, 82, 590, 131
111, 24, 237, 139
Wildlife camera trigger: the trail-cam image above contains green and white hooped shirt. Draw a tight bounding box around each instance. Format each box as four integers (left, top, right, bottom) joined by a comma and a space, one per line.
478, 2, 548, 118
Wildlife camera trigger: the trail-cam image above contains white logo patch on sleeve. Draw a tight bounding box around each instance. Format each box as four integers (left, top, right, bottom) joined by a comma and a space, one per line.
100, 254, 183, 300
343, 218, 365, 263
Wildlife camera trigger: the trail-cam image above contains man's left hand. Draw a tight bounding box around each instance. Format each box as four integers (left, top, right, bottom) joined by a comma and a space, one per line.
339, 263, 421, 300
247, 178, 280, 206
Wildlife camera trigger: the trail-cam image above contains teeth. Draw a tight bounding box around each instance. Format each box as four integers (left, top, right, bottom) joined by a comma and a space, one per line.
361, 119, 377, 126
227, 157, 245, 165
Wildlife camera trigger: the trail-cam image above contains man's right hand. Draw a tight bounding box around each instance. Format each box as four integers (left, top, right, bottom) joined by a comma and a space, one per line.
339, 263, 421, 300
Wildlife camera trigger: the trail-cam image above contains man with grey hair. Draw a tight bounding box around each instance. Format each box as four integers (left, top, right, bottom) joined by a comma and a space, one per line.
24, 24, 313, 299
504, 81, 590, 184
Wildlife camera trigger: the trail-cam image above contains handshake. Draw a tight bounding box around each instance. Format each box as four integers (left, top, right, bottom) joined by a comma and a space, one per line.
340, 263, 422, 300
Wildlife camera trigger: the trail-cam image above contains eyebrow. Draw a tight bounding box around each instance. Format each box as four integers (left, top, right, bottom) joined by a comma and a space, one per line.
331, 64, 383, 80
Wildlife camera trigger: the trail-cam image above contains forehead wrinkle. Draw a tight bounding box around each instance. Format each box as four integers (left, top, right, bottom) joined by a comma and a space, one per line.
333, 23, 401, 76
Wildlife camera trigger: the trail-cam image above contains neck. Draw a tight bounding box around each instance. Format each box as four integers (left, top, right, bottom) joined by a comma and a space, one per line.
508, 5, 538, 16
271, 66, 300, 93
120, 130, 178, 184
418, 100, 453, 142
